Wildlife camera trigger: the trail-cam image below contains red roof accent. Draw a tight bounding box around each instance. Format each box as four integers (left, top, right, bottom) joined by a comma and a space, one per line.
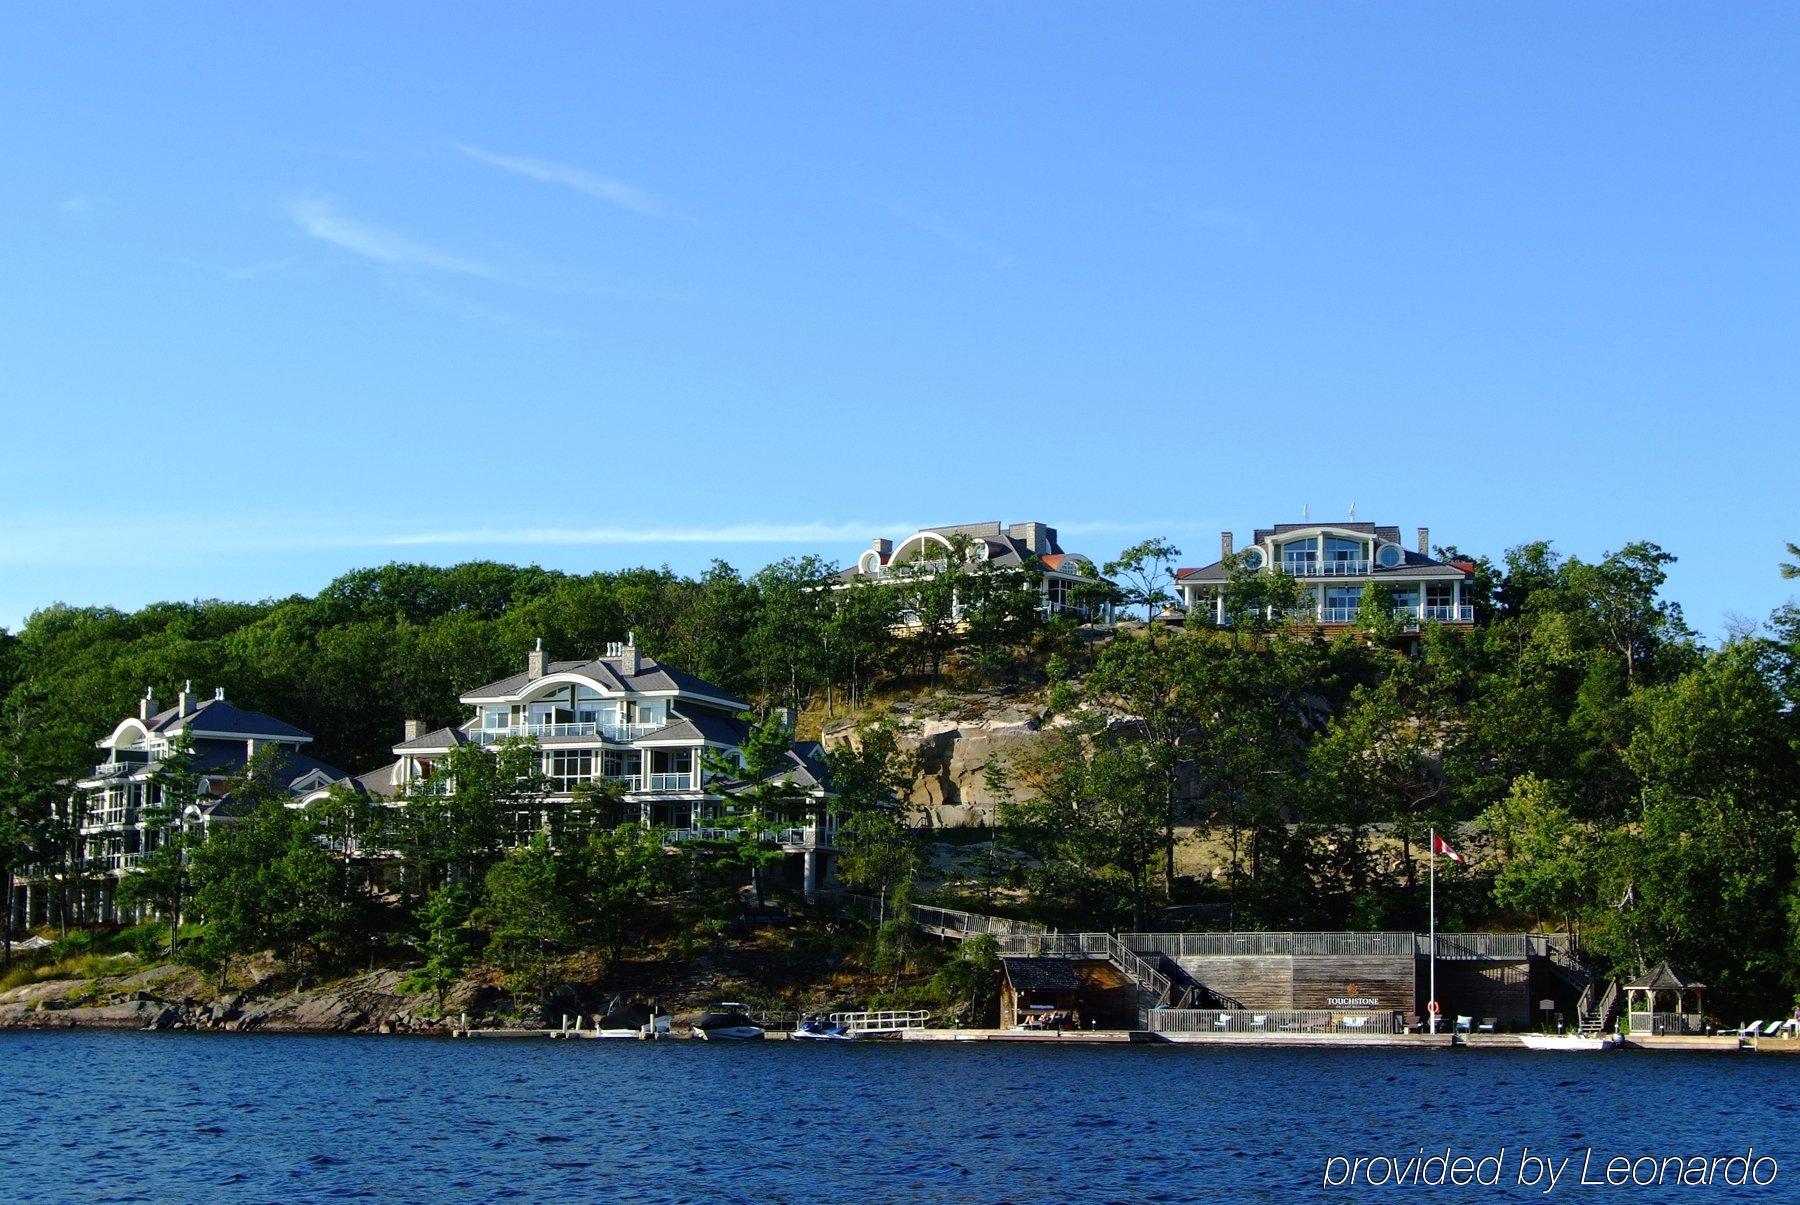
1040, 553, 1066, 569
1451, 560, 1476, 575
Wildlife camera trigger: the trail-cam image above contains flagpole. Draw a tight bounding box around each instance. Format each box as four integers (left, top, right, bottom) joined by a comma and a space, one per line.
1428, 827, 1437, 1035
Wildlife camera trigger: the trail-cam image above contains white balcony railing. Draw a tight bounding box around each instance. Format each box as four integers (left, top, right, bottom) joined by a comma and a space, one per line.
647, 772, 695, 792
473, 720, 666, 745
1423, 605, 1475, 622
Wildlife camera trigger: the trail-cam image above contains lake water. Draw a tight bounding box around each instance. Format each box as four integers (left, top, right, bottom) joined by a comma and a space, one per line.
3, 1032, 1793, 1201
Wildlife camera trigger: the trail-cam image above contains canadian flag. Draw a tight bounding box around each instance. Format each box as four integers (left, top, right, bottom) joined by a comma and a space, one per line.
1431, 832, 1465, 864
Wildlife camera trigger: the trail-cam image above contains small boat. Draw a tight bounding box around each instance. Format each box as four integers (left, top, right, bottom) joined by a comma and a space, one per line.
595, 1001, 671, 1040
691, 1003, 765, 1040
1518, 1033, 1620, 1051
792, 1017, 856, 1041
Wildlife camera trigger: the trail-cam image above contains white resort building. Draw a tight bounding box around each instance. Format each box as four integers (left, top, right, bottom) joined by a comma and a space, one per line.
836, 520, 1112, 622
10, 685, 348, 929
313, 637, 838, 896
1175, 522, 1476, 629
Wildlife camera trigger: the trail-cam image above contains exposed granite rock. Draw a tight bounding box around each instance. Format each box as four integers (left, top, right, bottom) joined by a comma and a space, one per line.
824, 695, 1052, 828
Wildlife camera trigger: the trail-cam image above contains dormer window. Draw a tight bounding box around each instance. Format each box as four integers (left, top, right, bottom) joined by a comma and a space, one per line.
1241, 547, 1265, 570
1377, 544, 1404, 569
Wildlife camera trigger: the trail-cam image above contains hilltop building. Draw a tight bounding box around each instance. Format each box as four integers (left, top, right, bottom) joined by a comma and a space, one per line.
10, 685, 347, 928
837, 520, 1112, 623
1174, 522, 1475, 629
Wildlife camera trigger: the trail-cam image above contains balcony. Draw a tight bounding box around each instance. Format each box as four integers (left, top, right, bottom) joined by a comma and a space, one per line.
473, 720, 667, 745
647, 772, 695, 792
1423, 605, 1475, 622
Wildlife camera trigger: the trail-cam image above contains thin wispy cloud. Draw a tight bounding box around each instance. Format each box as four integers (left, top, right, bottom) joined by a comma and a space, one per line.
882, 201, 1013, 267
59, 195, 96, 215
287, 196, 503, 280
0, 517, 1182, 569
1173, 205, 1263, 242
451, 143, 669, 217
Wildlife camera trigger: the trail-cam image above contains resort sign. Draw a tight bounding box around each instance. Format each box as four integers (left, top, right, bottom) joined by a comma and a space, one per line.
1328, 982, 1378, 1007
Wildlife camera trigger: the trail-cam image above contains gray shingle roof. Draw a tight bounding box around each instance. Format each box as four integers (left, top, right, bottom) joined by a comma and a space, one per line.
1003, 957, 1082, 992
639, 711, 750, 746
462, 655, 748, 709
393, 726, 470, 753
1176, 547, 1466, 583
146, 699, 312, 741
1624, 961, 1705, 992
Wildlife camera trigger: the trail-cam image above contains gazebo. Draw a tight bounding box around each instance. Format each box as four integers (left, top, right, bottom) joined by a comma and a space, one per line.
1624, 962, 1707, 1036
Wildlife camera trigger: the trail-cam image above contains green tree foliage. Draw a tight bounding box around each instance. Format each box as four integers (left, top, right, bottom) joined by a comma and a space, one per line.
115, 735, 203, 956
186, 753, 357, 984
395, 739, 548, 901
1104, 538, 1182, 626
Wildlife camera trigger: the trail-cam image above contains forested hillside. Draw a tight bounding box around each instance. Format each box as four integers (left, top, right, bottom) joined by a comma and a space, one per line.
4, 538, 1800, 1012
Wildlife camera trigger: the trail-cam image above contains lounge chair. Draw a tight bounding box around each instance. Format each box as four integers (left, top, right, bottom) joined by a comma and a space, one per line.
1402, 1013, 1425, 1033
1737, 1020, 1763, 1037
1455, 1015, 1473, 1033
1342, 1016, 1369, 1031
1477, 1018, 1497, 1034
1763, 1021, 1783, 1037
1782, 1020, 1800, 1039
1250, 1014, 1267, 1029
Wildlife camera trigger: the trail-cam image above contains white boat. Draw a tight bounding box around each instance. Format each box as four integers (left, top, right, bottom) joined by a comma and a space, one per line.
594, 1001, 670, 1040
1518, 1033, 1620, 1051
792, 1018, 856, 1041
691, 1003, 765, 1040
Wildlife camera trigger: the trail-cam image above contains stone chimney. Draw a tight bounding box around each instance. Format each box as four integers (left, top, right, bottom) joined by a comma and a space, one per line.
403, 718, 427, 742
177, 680, 196, 718
1417, 527, 1430, 556
620, 631, 640, 675
1008, 521, 1056, 555
871, 537, 892, 561
139, 687, 158, 721
526, 638, 548, 680
1221, 531, 1234, 560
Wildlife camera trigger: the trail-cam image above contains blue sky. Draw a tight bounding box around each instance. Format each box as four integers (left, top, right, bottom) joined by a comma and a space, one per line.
2, 4, 1796, 638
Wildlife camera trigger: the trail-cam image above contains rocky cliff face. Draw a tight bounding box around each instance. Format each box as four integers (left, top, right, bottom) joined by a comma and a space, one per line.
824, 694, 1054, 828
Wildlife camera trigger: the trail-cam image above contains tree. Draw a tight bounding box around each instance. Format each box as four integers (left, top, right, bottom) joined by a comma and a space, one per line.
745, 556, 836, 714
932, 933, 1000, 1022
405, 882, 476, 1009
395, 738, 548, 902
187, 755, 356, 985
822, 580, 899, 712
1562, 542, 1684, 685
958, 559, 1044, 677
117, 734, 203, 956
894, 540, 969, 685
828, 720, 920, 896
1481, 775, 1596, 945
1104, 538, 1182, 627
1002, 720, 1168, 929
700, 712, 809, 905
1781, 542, 1800, 580
482, 835, 578, 1009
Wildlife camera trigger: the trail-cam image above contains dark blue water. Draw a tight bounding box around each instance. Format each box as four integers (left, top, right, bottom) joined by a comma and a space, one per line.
3, 1033, 1793, 1201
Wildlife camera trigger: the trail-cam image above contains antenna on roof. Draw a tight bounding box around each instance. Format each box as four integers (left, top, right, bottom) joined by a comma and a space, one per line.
535, 637, 542, 651
1301, 503, 1309, 522
1348, 501, 1357, 519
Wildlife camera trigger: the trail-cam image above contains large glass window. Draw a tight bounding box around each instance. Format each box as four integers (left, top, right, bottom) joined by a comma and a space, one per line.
1281, 538, 1318, 573
1325, 585, 1363, 621
545, 748, 594, 789
603, 749, 641, 782
1324, 537, 1366, 569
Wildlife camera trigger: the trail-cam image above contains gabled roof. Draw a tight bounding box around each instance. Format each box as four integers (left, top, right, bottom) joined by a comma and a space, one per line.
1624, 961, 1705, 992
141, 699, 313, 742
639, 711, 751, 747
393, 726, 470, 753
1002, 956, 1082, 992
462, 655, 748, 710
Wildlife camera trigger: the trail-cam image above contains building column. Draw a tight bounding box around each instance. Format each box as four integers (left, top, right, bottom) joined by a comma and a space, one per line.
23, 882, 35, 928
802, 848, 818, 902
